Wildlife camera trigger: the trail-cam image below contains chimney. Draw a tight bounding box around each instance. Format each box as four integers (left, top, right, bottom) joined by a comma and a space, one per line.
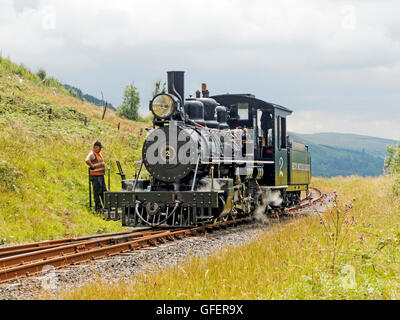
167, 71, 185, 101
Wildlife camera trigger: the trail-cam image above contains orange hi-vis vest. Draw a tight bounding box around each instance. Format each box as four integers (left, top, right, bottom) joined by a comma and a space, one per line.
90, 152, 105, 176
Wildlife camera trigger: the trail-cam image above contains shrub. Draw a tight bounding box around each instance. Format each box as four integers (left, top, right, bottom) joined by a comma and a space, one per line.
36, 69, 47, 81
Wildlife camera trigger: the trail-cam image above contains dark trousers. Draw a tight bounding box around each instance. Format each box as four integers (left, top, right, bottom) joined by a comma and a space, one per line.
90, 175, 107, 211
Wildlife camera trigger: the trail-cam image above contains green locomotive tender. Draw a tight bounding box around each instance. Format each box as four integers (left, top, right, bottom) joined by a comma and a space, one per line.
104, 71, 311, 227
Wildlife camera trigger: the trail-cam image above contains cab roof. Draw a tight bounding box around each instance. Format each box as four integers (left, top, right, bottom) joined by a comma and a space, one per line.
211, 94, 293, 114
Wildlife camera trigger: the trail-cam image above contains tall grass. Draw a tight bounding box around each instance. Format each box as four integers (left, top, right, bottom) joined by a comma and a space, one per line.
59, 176, 400, 300
0, 57, 150, 243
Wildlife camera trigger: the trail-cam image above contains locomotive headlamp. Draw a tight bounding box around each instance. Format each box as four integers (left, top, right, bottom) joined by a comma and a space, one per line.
151, 94, 177, 119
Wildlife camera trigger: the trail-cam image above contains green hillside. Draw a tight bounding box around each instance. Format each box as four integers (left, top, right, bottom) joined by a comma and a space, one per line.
0, 56, 148, 243
290, 132, 397, 177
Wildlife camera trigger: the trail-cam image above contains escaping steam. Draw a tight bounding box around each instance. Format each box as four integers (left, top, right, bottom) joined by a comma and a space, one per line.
122, 180, 144, 192
197, 177, 222, 191
254, 189, 283, 224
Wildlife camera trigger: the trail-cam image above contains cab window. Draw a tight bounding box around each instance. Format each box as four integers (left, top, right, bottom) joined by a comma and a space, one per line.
277, 116, 287, 149
238, 103, 249, 120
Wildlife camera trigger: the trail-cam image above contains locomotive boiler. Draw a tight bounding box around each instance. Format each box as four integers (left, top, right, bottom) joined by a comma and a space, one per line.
104, 71, 311, 227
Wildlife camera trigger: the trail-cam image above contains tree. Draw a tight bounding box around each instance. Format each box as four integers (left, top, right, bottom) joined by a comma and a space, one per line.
385, 143, 400, 196
152, 80, 166, 97
36, 68, 46, 81
385, 143, 400, 174
117, 83, 140, 121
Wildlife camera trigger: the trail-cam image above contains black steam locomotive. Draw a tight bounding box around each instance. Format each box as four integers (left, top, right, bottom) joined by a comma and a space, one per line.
104, 71, 311, 227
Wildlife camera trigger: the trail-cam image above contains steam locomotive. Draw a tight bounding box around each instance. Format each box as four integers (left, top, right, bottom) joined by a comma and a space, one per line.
104, 71, 311, 227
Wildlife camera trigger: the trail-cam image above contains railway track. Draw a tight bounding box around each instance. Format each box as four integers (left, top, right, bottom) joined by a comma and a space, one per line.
0, 229, 162, 259
0, 187, 325, 284
285, 186, 325, 214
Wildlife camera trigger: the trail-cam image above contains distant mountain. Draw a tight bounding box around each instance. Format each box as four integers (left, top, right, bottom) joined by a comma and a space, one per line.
291, 132, 396, 159
63, 84, 116, 110
289, 132, 398, 177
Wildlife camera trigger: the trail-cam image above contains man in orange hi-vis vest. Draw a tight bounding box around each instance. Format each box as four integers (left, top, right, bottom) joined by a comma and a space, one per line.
85, 141, 107, 212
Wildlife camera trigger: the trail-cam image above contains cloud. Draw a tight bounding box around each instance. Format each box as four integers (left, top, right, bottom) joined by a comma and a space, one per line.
0, 0, 399, 139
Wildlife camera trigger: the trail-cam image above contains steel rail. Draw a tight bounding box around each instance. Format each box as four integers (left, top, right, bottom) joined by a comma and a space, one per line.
0, 229, 171, 270
0, 229, 167, 259
0, 217, 252, 283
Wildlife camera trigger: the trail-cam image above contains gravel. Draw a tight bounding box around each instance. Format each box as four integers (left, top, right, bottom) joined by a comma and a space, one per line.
0, 193, 334, 300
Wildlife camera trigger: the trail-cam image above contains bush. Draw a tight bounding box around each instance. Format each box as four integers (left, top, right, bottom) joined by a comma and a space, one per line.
36, 69, 47, 81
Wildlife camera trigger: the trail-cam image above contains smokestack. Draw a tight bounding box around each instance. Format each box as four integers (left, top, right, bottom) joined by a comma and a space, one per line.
167, 71, 185, 102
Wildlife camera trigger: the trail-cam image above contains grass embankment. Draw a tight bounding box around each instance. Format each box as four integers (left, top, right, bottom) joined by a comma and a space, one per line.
60, 176, 400, 299
0, 57, 148, 243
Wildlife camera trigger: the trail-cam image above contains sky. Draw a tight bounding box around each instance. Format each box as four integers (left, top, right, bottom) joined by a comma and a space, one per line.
0, 0, 399, 140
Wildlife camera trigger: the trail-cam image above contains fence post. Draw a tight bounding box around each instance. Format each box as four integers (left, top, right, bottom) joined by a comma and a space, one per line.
102, 102, 107, 120
88, 168, 92, 208
108, 167, 111, 190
